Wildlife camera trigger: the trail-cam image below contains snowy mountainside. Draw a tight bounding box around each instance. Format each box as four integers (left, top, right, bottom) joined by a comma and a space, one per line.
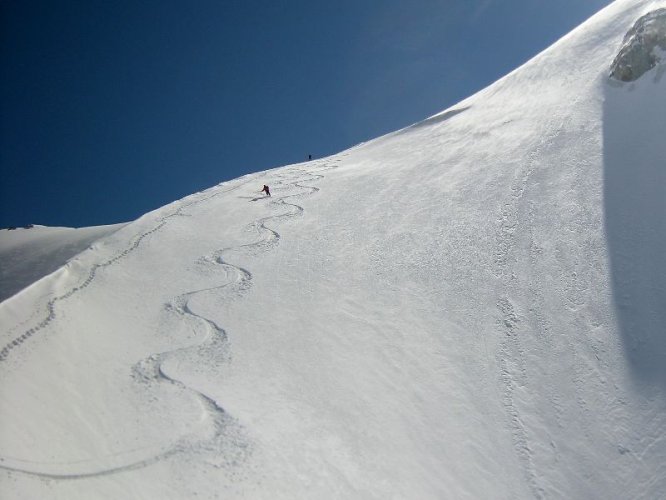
1, 0, 666, 498
0, 224, 126, 302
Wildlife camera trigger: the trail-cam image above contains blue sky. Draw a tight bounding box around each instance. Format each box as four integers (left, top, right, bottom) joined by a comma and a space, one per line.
1, 0, 612, 228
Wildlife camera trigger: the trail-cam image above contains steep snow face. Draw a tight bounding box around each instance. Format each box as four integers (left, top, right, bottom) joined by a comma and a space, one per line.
1, 1, 666, 499
610, 8, 666, 80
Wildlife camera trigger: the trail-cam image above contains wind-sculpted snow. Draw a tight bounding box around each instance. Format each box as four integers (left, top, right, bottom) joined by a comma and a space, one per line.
610, 8, 666, 81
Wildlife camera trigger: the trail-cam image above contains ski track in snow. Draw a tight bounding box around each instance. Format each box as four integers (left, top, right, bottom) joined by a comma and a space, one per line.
494, 131, 556, 500
0, 180, 252, 478
0, 181, 246, 364
493, 85, 588, 499
0, 159, 342, 480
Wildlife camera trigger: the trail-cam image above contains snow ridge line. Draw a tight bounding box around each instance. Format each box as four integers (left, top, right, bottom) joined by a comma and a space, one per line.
0, 180, 252, 364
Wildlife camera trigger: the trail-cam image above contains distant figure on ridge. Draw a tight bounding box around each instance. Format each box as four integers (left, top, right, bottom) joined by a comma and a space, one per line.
308, 154, 312, 160
261, 184, 271, 197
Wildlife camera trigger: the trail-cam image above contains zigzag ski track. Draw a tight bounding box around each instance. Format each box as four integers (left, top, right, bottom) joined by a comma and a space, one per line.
0, 158, 341, 480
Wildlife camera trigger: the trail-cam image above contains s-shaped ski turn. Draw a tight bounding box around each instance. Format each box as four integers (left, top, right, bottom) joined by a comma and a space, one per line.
0, 159, 342, 480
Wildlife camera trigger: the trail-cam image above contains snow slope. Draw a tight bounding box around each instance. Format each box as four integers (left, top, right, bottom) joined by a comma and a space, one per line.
0, 224, 126, 302
1, 0, 665, 498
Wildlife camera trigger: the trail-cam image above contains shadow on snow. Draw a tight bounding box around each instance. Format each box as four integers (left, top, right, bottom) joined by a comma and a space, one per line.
603, 75, 666, 389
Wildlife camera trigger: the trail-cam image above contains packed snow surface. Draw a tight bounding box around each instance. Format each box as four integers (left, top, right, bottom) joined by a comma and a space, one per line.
1, 1, 665, 498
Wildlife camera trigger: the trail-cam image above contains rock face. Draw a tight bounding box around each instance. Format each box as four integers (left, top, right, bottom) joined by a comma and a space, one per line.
610, 8, 666, 82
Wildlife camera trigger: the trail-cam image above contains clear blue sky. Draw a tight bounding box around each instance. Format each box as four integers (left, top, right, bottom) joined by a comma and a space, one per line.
1, 0, 612, 228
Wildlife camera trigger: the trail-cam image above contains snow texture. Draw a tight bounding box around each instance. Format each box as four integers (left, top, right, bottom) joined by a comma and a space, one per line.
0, 224, 125, 302
1, 0, 666, 498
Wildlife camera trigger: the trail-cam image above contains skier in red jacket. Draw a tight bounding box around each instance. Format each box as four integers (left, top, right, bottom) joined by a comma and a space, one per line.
261, 185, 271, 197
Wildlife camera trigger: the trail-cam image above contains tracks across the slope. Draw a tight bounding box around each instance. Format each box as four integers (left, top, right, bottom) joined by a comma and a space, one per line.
493, 139, 549, 499
0, 179, 252, 479
492, 87, 591, 498
0, 159, 341, 480
123, 162, 338, 479
0, 180, 250, 363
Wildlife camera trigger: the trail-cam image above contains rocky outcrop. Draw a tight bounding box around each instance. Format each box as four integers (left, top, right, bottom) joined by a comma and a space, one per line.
610, 8, 666, 82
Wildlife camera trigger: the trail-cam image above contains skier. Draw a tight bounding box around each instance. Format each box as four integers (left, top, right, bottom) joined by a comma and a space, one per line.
261, 184, 271, 196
